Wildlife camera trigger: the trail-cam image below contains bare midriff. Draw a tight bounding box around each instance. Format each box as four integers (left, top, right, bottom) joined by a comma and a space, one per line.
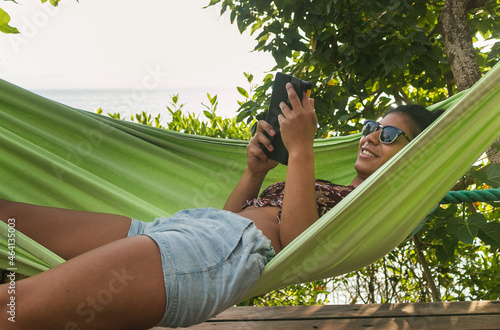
237, 206, 282, 253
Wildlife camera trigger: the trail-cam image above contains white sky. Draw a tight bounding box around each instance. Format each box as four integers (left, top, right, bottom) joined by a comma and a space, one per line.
0, 0, 276, 90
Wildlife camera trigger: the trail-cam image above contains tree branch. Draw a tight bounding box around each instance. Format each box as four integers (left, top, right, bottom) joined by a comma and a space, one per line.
412, 236, 442, 302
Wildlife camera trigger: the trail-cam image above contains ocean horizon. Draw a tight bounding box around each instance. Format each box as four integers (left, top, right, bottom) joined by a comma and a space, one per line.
33, 87, 246, 126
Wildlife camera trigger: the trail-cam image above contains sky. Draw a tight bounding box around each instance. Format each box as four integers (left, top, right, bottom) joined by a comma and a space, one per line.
0, 0, 276, 90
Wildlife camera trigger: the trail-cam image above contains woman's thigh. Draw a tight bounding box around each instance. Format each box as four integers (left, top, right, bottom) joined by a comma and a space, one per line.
0, 198, 132, 259
0, 235, 166, 330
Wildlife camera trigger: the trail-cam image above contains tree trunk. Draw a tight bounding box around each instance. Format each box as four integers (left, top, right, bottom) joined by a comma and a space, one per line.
439, 0, 484, 92
440, 0, 499, 164
486, 138, 500, 164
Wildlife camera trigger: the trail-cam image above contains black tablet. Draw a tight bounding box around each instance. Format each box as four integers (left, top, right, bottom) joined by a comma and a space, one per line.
261, 72, 312, 165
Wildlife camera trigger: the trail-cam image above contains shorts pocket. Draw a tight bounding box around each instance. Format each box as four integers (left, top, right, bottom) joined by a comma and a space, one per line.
151, 208, 253, 274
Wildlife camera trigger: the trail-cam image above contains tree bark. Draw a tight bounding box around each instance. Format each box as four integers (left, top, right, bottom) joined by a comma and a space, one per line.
439, 0, 485, 92
440, 0, 499, 164
486, 138, 500, 164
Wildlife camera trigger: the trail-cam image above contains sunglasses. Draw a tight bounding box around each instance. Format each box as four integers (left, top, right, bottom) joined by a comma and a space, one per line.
362, 120, 411, 144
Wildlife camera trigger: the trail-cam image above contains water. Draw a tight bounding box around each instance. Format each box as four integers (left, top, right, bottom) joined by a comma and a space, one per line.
34, 87, 246, 125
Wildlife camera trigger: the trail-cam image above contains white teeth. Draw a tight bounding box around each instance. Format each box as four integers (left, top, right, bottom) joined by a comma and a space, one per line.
362, 149, 376, 157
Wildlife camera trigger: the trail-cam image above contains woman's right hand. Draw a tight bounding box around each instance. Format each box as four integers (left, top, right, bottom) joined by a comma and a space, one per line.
224, 120, 278, 212
246, 120, 279, 174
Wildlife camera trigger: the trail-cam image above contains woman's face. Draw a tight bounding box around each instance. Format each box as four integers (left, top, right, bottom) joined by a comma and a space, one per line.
352, 112, 416, 186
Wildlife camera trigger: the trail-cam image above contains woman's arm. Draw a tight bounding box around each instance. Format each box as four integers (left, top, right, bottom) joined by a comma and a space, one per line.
223, 167, 267, 212
278, 83, 319, 248
224, 121, 279, 212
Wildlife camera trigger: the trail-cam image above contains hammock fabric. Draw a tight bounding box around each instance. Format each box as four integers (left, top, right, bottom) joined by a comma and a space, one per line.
1, 62, 499, 300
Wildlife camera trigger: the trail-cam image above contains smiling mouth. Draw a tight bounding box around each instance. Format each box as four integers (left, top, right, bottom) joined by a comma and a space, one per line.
362, 149, 377, 157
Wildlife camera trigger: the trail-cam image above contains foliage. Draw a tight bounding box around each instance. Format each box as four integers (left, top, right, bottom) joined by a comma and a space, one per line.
0, 6, 19, 34
208, 0, 500, 136
96, 86, 255, 141
241, 280, 332, 306
166, 92, 255, 140
418, 203, 500, 301
0, 0, 66, 33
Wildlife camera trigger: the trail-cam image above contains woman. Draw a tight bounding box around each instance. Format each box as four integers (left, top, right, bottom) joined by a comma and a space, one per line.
0, 84, 441, 329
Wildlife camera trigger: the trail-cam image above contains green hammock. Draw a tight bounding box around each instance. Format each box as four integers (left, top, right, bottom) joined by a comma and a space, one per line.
1, 62, 499, 301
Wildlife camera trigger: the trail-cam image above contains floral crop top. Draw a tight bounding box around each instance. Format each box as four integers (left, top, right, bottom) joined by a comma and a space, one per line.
241, 179, 355, 223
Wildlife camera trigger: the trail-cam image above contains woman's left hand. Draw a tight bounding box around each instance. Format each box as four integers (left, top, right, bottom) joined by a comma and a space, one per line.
277, 83, 317, 157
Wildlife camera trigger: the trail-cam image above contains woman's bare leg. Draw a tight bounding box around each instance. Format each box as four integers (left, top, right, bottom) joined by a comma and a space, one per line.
0, 235, 166, 330
0, 198, 132, 260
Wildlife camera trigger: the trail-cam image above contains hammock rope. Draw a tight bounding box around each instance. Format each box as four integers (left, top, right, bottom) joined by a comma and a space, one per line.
441, 188, 500, 204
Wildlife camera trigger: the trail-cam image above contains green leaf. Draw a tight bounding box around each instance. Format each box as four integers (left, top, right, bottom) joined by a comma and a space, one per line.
250, 20, 263, 35
491, 140, 500, 152
471, 170, 489, 185
244, 72, 254, 83
0, 8, 19, 34
485, 164, 500, 188
210, 94, 218, 106
202, 0, 222, 9
237, 87, 249, 98
447, 214, 488, 244
435, 235, 458, 264
339, 114, 349, 122
478, 222, 500, 248
203, 110, 213, 120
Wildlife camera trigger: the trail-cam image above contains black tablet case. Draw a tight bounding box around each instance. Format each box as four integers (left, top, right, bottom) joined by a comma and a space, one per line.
262, 72, 312, 165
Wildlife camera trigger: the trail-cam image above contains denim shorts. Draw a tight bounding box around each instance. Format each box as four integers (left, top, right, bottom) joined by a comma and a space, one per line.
127, 208, 275, 328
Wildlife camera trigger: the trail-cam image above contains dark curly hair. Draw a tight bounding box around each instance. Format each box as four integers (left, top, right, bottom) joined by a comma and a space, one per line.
384, 104, 445, 139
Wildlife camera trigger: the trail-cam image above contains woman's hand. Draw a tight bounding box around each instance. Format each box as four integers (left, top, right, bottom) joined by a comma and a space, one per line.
246, 120, 279, 175
224, 121, 279, 212
278, 83, 317, 157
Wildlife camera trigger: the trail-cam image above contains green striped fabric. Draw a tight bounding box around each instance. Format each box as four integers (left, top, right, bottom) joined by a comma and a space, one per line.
0, 63, 499, 300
